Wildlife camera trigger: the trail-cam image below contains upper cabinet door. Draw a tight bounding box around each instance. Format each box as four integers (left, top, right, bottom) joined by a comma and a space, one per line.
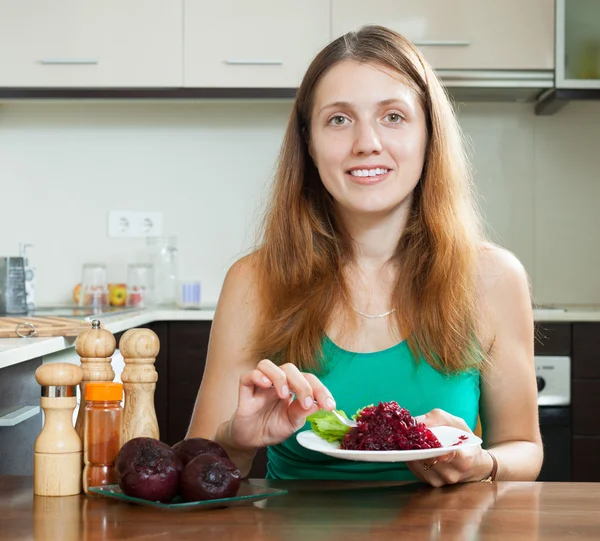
184, 0, 330, 88
556, 0, 600, 88
0, 0, 183, 87
332, 0, 554, 71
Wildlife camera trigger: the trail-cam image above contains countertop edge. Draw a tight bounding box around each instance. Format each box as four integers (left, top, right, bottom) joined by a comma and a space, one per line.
0, 308, 216, 370
1, 307, 599, 370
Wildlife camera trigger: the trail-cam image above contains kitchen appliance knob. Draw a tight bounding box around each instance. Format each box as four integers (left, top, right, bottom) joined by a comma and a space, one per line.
536, 376, 546, 392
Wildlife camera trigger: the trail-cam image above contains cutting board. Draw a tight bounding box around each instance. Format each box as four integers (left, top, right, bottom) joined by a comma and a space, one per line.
0, 316, 91, 338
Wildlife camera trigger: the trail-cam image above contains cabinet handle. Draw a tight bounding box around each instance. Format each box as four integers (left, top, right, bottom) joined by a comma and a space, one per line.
225, 59, 283, 66
0, 405, 40, 427
39, 58, 99, 65
413, 41, 470, 47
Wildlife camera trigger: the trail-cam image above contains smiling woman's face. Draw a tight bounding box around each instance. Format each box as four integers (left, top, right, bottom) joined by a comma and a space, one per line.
309, 60, 428, 218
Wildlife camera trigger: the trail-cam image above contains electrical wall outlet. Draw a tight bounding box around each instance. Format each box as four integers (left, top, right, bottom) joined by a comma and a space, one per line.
108, 211, 163, 238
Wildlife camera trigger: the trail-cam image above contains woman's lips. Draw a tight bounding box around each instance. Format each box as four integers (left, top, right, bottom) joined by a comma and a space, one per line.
346, 170, 391, 185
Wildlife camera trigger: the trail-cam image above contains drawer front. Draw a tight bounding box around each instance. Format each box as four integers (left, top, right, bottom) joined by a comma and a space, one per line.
573, 323, 600, 379
0, 358, 43, 475
572, 380, 600, 435
572, 436, 600, 482
534, 322, 572, 356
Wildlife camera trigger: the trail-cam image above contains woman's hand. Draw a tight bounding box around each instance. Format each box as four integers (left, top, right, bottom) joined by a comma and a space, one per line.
407, 409, 494, 488
226, 359, 336, 451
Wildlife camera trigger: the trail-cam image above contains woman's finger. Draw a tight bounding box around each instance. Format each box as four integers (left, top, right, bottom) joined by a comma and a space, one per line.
286, 397, 320, 430
256, 359, 291, 399
280, 363, 315, 410
437, 452, 457, 463
407, 460, 446, 488
302, 373, 336, 410
430, 460, 462, 485
424, 468, 447, 488
415, 408, 472, 433
238, 366, 277, 406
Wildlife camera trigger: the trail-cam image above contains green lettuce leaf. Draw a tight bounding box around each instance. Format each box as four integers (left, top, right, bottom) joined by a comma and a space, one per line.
353, 404, 373, 420
306, 409, 352, 443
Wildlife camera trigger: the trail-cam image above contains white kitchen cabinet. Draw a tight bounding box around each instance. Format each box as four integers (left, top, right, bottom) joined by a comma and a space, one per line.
184, 0, 330, 88
556, 0, 600, 88
331, 0, 554, 71
0, 0, 183, 87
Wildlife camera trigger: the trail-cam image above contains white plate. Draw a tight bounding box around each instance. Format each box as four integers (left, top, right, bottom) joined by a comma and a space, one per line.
296, 426, 482, 462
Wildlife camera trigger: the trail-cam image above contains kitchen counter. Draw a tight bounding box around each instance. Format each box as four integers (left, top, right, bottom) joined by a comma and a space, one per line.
0, 308, 215, 370
0, 305, 599, 371
1, 476, 599, 540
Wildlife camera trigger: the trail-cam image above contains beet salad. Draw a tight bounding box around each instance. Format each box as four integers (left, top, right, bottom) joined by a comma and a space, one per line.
307, 401, 442, 451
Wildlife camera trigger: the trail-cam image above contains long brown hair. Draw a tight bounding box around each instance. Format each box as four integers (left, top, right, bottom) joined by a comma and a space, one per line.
252, 25, 484, 374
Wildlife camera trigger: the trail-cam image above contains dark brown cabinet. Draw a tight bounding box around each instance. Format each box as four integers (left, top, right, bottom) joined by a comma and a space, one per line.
572, 436, 600, 481
571, 322, 600, 481
534, 320, 600, 481
573, 323, 600, 379
535, 322, 572, 355
534, 322, 572, 482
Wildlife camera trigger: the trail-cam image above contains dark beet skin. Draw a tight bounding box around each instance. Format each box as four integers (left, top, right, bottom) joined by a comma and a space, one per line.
180, 454, 242, 502
116, 437, 183, 502
171, 437, 230, 466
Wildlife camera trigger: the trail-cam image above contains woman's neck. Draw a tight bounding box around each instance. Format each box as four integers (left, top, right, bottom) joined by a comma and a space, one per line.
337, 196, 412, 268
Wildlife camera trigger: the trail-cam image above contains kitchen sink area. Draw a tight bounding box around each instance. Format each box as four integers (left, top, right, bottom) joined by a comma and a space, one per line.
26, 305, 145, 319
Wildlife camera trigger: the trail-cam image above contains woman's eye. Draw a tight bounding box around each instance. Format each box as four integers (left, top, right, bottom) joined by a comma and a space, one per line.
386, 113, 403, 123
329, 115, 348, 126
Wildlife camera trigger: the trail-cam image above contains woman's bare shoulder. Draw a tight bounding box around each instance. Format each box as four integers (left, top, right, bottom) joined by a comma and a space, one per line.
208, 251, 264, 371
218, 251, 262, 315
478, 242, 530, 295
476, 243, 533, 347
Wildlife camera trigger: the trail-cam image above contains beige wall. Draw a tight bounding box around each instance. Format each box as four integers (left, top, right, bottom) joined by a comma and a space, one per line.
1, 99, 599, 306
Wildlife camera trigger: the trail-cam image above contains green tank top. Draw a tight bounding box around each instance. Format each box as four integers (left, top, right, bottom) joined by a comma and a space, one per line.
266, 336, 480, 480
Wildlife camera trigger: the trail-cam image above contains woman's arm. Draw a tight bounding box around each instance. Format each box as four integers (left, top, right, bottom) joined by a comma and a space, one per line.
477, 245, 543, 480
185, 255, 261, 475
408, 245, 543, 486
185, 254, 336, 477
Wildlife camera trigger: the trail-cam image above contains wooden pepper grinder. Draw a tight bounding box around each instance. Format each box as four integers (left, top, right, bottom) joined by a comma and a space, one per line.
34, 362, 83, 496
74, 319, 116, 442
119, 328, 160, 444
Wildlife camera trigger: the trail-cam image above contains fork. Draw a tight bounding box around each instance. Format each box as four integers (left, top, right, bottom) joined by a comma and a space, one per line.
330, 409, 357, 428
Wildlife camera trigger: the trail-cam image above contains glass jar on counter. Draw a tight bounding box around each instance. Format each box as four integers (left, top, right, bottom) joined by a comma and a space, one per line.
83, 382, 123, 494
146, 236, 178, 306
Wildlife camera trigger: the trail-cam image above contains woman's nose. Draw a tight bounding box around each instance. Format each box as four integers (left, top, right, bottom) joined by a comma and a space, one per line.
352, 122, 383, 155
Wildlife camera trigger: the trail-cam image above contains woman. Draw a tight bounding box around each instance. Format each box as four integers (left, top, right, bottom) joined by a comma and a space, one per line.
186, 25, 543, 486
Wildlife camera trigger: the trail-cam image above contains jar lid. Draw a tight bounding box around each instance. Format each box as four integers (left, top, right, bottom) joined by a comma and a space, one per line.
85, 382, 123, 401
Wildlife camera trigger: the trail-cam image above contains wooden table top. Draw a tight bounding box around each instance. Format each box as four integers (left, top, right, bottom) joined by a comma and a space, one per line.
1, 477, 599, 540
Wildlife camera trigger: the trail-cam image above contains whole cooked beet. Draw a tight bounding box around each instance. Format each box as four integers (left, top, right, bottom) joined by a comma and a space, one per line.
180, 454, 241, 502
116, 437, 182, 502
171, 437, 230, 466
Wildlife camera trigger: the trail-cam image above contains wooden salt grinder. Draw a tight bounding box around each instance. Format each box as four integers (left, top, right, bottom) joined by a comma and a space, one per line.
119, 328, 160, 444
34, 362, 83, 496
74, 319, 116, 442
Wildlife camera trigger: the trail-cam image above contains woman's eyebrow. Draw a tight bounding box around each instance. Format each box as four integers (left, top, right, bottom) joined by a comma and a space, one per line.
317, 98, 412, 116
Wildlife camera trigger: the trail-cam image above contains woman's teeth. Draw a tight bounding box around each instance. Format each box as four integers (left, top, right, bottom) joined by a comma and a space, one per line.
350, 168, 389, 177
